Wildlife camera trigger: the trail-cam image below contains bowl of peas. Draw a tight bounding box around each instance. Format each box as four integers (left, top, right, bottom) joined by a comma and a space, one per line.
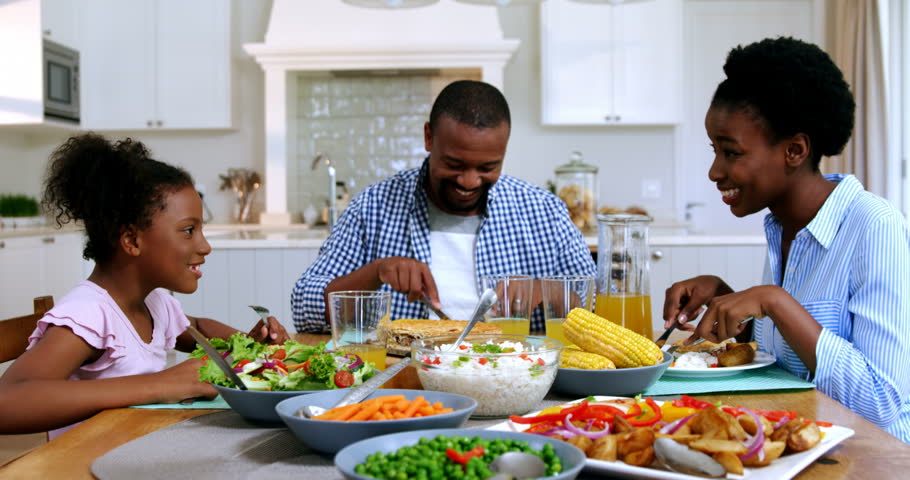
334, 428, 586, 480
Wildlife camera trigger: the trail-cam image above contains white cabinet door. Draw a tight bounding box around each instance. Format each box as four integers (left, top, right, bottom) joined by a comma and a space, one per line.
541, 0, 681, 125
0, 237, 46, 318
41, 0, 81, 48
154, 0, 230, 129
80, 0, 231, 130
647, 244, 767, 333
0, 232, 86, 318
43, 232, 85, 302
80, 0, 155, 130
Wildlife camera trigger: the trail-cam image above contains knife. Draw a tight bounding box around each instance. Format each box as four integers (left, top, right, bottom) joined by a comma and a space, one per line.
421, 295, 452, 320
186, 325, 247, 390
663, 316, 756, 355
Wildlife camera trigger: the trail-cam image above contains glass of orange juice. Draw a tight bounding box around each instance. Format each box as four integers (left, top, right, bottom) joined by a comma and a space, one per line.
541, 275, 595, 347
327, 290, 390, 369
480, 274, 533, 335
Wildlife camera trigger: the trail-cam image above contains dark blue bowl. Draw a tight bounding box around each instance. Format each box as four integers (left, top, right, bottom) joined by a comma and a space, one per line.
276, 389, 477, 454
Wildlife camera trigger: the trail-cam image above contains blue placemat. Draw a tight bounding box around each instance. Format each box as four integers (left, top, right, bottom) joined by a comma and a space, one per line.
643, 365, 815, 396
131, 395, 230, 409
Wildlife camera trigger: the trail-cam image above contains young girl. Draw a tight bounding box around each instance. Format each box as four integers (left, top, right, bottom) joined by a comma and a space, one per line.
663, 37, 910, 443
0, 133, 289, 437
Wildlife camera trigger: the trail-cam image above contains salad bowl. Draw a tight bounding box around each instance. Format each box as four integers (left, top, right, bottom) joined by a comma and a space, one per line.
192, 333, 380, 424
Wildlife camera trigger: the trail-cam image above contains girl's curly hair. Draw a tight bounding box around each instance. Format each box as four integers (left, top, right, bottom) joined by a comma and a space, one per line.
710, 37, 855, 169
42, 133, 194, 263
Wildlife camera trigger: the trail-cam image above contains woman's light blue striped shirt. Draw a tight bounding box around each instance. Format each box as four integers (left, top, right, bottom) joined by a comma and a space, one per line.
754, 174, 910, 443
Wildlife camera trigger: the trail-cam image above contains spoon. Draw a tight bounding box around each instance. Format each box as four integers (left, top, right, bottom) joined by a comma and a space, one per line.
487, 451, 547, 479
296, 289, 498, 419
653, 437, 726, 478
448, 288, 497, 351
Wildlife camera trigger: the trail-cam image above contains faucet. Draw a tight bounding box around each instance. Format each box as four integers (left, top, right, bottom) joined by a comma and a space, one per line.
311, 152, 337, 230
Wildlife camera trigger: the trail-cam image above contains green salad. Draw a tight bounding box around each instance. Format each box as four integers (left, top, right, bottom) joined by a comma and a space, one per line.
190, 333, 376, 391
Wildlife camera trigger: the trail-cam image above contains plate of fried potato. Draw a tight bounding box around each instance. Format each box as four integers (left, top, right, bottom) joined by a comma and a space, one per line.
487, 395, 854, 480
665, 344, 777, 377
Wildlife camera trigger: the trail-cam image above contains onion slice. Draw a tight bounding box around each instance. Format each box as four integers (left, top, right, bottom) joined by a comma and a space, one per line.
659, 414, 695, 435
739, 408, 766, 460
773, 416, 791, 430
563, 414, 612, 439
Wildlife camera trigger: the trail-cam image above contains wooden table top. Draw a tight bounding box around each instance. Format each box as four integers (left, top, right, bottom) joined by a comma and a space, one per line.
3, 334, 907, 479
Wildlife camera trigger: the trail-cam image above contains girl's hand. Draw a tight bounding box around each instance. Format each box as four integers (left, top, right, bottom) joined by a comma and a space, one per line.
689, 285, 782, 343
663, 275, 732, 330
248, 316, 290, 345
153, 358, 217, 403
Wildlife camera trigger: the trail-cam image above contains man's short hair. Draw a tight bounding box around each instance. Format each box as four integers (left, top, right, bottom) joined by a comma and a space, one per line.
428, 80, 511, 131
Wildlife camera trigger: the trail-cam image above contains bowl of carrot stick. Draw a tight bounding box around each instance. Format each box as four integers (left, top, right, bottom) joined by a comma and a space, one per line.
275, 389, 478, 453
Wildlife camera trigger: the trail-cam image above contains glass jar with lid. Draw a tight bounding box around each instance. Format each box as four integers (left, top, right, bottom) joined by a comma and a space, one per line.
555, 151, 598, 231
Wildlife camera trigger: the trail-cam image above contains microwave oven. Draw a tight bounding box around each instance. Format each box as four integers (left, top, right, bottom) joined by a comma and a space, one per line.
43, 39, 80, 122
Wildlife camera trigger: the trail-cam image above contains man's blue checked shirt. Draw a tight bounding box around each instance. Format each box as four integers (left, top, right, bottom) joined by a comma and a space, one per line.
292, 160, 596, 334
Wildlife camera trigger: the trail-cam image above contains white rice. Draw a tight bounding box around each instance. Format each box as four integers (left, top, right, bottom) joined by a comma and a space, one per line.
416, 340, 558, 417
674, 352, 718, 369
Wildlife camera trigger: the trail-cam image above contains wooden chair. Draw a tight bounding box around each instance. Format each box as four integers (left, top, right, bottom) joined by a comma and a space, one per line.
0, 296, 54, 363
0, 296, 54, 465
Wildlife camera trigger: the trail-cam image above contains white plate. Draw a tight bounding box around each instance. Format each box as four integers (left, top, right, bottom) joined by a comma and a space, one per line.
488, 395, 855, 480
664, 351, 777, 377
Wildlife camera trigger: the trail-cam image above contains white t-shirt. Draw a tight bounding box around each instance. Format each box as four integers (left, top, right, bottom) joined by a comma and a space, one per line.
426, 201, 482, 320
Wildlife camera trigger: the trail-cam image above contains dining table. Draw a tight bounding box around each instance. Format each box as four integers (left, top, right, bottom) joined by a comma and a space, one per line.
2, 333, 908, 479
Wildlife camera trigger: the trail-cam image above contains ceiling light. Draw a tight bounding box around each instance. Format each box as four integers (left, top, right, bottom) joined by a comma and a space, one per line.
456, 0, 547, 6
342, 0, 439, 8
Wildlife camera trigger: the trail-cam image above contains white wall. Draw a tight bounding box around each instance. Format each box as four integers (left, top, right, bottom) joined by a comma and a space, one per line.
0, 0, 820, 230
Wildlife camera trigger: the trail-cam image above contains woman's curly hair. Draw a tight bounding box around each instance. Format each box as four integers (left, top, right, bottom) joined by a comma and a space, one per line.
42, 133, 193, 263
710, 37, 855, 169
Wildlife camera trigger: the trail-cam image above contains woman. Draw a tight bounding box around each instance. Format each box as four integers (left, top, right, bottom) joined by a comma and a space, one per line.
663, 37, 910, 442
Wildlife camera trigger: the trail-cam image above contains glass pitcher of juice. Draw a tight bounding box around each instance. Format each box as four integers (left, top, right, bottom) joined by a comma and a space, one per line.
594, 213, 654, 339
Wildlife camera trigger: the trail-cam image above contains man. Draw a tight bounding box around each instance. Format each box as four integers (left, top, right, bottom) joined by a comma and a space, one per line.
292, 80, 594, 333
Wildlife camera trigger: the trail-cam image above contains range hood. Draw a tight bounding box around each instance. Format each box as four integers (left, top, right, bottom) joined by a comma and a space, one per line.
244, 0, 520, 224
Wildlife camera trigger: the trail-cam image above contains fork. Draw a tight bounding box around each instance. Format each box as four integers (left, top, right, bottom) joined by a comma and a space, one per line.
249, 304, 271, 322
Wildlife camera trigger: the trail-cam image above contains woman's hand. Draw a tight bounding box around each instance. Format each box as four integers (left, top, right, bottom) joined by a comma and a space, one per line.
248, 316, 290, 345
663, 275, 733, 330
689, 285, 782, 343
152, 358, 217, 403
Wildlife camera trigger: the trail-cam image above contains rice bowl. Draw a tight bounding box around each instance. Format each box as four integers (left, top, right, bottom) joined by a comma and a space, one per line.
412, 334, 562, 417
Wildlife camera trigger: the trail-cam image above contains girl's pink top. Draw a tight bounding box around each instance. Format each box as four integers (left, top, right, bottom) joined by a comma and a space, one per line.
27, 280, 190, 438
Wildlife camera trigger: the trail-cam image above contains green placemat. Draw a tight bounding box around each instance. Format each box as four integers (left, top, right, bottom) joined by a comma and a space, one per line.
131, 395, 230, 409
643, 366, 815, 396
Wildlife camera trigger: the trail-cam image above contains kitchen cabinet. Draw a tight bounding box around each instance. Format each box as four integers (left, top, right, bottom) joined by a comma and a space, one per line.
647, 244, 768, 333
80, 0, 231, 130
0, 232, 84, 319
41, 0, 80, 49
0, 0, 81, 130
173, 247, 321, 334
540, 0, 682, 125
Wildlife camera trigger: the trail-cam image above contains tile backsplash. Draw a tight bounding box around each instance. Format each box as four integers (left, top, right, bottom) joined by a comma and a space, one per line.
290, 72, 478, 224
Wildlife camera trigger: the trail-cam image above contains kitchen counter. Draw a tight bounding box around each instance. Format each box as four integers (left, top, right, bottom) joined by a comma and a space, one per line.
0, 223, 767, 247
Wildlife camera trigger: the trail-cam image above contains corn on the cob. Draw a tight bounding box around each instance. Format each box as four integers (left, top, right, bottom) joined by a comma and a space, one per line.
560, 349, 616, 369
564, 308, 662, 368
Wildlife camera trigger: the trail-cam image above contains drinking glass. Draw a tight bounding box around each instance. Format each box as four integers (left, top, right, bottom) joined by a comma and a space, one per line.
540, 275, 595, 347
328, 290, 391, 368
480, 274, 533, 335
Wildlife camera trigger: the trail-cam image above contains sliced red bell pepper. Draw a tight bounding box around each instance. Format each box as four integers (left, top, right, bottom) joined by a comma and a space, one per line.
271, 348, 287, 360
524, 419, 562, 433
672, 395, 715, 410
509, 401, 589, 424
446, 445, 485, 465
627, 397, 663, 427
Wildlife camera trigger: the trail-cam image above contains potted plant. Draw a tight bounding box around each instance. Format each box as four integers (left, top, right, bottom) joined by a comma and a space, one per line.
0, 194, 44, 229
